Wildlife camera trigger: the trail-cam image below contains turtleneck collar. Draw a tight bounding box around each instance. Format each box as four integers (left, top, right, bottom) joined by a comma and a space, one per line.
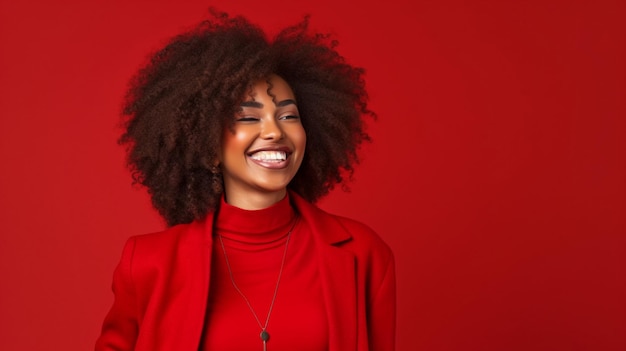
214, 193, 297, 246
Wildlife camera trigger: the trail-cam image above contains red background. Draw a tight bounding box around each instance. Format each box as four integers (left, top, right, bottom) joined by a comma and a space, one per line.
0, 0, 624, 350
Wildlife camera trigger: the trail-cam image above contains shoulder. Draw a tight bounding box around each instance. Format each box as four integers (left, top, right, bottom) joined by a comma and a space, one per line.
332, 213, 395, 263
128, 222, 192, 251
308, 206, 396, 300
291, 192, 394, 263
121, 218, 211, 265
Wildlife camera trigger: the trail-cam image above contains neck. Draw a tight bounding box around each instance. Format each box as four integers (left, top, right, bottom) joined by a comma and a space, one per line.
223, 188, 288, 210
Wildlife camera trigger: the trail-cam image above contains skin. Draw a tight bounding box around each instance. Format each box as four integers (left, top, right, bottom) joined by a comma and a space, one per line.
219, 74, 306, 210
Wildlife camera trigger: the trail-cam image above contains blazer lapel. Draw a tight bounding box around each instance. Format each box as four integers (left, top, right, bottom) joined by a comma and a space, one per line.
159, 215, 214, 351
317, 243, 357, 350
292, 193, 358, 351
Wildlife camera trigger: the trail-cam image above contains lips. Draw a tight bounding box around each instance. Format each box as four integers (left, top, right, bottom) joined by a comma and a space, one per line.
247, 147, 292, 169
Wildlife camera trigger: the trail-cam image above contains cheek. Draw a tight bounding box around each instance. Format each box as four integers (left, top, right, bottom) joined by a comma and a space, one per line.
221, 129, 252, 157
219, 137, 235, 164
293, 125, 307, 151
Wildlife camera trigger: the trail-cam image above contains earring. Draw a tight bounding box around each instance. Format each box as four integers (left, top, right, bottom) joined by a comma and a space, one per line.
210, 164, 221, 175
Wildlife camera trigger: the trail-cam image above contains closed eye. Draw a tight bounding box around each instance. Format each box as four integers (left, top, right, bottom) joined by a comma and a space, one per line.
236, 116, 259, 122
278, 115, 300, 121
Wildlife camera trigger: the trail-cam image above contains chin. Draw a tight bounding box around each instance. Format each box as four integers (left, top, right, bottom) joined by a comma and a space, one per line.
253, 179, 293, 194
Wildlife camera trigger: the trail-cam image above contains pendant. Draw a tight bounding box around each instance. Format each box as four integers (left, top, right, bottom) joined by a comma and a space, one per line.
260, 330, 270, 351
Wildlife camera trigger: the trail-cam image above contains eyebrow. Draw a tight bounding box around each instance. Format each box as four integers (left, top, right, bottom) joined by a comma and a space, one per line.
240, 99, 297, 108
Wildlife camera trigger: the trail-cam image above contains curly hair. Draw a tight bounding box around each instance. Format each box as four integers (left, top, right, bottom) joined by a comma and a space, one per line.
119, 8, 375, 226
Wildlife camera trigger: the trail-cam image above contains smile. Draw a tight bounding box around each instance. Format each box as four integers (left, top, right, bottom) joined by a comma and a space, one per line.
247, 149, 292, 169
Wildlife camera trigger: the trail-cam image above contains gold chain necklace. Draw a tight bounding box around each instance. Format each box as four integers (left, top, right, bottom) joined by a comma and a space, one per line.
217, 216, 298, 351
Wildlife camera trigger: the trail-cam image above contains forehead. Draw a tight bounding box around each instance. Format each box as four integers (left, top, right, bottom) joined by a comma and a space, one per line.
245, 74, 295, 101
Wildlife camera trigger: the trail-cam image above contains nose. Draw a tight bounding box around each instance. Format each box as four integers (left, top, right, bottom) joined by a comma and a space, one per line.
260, 117, 284, 140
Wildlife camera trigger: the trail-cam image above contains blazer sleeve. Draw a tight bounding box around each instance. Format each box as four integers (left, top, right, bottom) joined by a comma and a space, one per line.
95, 237, 139, 351
368, 250, 397, 351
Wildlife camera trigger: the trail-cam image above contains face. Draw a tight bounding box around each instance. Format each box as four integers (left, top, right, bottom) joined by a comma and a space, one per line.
219, 74, 306, 208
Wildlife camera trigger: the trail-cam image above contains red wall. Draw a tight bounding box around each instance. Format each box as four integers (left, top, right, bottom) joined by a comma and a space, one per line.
0, 1, 624, 350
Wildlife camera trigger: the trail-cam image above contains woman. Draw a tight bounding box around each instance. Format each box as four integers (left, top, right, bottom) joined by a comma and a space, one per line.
96, 9, 395, 351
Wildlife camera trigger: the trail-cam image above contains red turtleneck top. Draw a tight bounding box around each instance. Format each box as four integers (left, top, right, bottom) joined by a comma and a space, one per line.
200, 194, 328, 350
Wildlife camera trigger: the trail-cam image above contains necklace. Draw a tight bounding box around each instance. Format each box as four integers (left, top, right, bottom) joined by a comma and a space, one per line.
217, 216, 298, 351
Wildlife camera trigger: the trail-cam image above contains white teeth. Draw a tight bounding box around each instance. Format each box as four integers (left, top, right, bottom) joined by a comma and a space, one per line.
250, 151, 287, 161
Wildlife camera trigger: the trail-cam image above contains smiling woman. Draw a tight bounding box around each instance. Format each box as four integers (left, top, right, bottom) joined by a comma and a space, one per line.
220, 75, 307, 210
95, 8, 395, 351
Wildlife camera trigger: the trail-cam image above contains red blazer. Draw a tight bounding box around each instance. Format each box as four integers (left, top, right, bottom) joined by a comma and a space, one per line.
96, 192, 396, 351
